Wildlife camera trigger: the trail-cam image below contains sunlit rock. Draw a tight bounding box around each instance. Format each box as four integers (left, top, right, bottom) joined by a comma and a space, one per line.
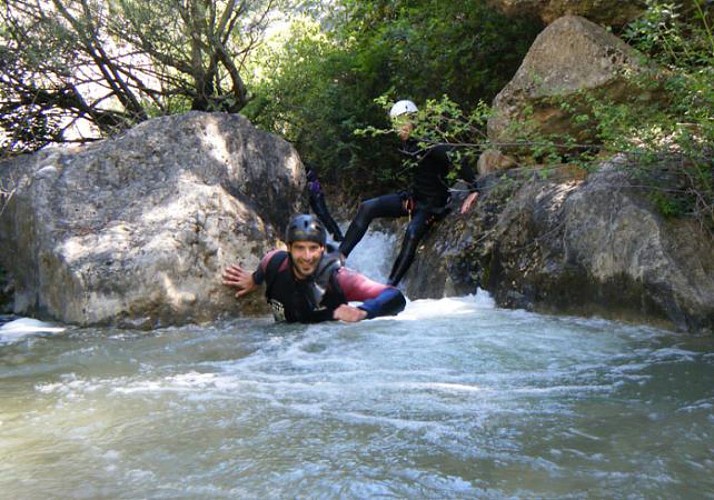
0, 111, 305, 327
477, 149, 518, 175
487, 15, 659, 149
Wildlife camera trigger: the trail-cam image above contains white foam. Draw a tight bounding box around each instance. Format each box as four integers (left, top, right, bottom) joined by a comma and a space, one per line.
0, 317, 66, 344
396, 292, 494, 321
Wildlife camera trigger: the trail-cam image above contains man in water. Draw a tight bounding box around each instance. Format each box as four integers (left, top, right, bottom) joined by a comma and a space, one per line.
339, 99, 480, 286
222, 214, 405, 323
305, 163, 344, 242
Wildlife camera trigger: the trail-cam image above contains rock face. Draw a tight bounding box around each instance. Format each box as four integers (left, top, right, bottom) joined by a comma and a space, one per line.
487, 15, 654, 147
0, 111, 305, 327
487, 0, 646, 26
406, 158, 714, 333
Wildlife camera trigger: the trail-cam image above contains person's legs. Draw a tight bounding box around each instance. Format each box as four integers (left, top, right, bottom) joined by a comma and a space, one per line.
339, 193, 406, 258
387, 208, 435, 286
310, 192, 344, 241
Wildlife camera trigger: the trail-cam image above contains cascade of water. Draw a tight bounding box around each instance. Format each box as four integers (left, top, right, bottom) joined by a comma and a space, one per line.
336, 227, 397, 283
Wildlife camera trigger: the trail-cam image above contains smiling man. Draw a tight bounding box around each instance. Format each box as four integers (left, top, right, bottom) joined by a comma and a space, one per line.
222, 214, 406, 323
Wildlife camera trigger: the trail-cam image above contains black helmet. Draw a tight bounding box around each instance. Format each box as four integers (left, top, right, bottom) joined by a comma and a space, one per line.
285, 214, 327, 245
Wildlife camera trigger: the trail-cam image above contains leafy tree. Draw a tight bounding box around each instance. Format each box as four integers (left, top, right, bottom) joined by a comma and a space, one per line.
243, 0, 542, 196
333, 0, 541, 104
0, 0, 286, 155
243, 15, 400, 196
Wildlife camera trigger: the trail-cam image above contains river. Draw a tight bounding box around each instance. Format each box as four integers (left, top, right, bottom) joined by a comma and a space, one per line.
1, 231, 713, 499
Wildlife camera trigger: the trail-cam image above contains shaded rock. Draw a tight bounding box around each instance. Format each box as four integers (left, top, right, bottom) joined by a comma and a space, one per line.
407, 157, 714, 333
488, 15, 658, 149
0, 111, 305, 327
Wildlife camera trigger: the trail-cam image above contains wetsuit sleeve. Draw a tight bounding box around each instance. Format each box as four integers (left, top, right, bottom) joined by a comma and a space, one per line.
459, 160, 480, 192
252, 249, 284, 286
437, 143, 479, 193
306, 308, 336, 323
335, 268, 406, 319
449, 146, 479, 193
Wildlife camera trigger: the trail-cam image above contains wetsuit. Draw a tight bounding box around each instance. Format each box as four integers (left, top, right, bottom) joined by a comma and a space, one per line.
339, 139, 478, 286
252, 249, 406, 323
306, 165, 344, 242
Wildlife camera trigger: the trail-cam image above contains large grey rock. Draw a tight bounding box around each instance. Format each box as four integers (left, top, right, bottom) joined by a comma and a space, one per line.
488, 15, 656, 147
487, 0, 646, 26
0, 111, 305, 327
407, 157, 714, 333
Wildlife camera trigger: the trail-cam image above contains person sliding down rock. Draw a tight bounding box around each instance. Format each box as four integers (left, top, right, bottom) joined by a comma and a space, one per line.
223, 214, 405, 323
339, 99, 480, 286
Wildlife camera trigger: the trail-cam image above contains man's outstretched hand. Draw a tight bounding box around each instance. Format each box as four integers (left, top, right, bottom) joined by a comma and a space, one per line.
222, 264, 257, 298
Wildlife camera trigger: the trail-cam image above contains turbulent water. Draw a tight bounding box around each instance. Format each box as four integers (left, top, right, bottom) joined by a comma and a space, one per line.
1, 232, 713, 499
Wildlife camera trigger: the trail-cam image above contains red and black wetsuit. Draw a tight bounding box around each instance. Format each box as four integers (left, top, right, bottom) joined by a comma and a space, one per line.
339, 139, 479, 286
252, 249, 406, 323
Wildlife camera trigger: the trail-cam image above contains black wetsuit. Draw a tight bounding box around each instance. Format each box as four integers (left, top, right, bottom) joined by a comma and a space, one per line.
339, 139, 478, 286
306, 165, 344, 242
252, 249, 406, 323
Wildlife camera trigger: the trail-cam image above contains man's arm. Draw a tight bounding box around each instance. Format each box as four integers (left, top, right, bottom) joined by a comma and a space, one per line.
454, 151, 480, 214
335, 268, 406, 320
437, 144, 480, 215
222, 249, 283, 298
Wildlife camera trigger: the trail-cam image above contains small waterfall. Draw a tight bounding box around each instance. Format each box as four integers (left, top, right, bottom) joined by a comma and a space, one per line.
337, 227, 397, 283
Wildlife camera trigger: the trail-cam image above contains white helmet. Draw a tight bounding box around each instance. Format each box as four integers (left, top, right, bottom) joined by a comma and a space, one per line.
389, 100, 418, 119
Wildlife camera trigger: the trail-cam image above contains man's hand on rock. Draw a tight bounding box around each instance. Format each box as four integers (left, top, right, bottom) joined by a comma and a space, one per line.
222, 264, 257, 298
460, 191, 479, 214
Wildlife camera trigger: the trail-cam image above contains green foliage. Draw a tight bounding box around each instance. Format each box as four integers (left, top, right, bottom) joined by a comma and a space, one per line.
615, 1, 714, 228
242, 16, 394, 195
520, 0, 714, 229
623, 0, 714, 68
335, 0, 541, 104
243, 0, 542, 196
0, 0, 283, 154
